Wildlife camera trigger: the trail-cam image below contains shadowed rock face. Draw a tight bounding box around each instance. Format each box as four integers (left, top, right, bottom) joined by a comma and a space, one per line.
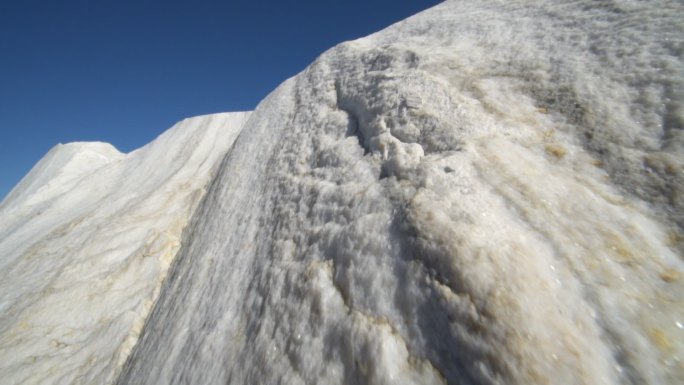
117, 1, 683, 384
2, 1, 683, 385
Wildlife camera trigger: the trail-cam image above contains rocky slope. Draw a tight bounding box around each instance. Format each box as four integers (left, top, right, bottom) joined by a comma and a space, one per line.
0, 112, 250, 384
2, 1, 683, 384
118, 1, 684, 384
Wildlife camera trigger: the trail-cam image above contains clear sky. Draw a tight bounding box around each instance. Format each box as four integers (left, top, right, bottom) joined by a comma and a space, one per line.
0, 0, 439, 200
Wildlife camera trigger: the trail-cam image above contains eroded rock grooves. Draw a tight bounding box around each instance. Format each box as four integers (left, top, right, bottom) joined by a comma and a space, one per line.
118, 1, 683, 384
1, 1, 682, 385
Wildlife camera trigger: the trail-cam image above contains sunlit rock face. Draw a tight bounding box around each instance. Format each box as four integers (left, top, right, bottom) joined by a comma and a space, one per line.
118, 1, 683, 384
0, 113, 250, 384
2, 0, 684, 384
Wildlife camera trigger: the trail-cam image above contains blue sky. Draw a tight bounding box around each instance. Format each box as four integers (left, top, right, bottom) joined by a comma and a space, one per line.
0, 0, 439, 200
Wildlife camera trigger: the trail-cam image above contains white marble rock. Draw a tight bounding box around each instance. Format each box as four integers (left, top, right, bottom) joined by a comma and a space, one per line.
0, 113, 250, 384
1, 1, 683, 384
